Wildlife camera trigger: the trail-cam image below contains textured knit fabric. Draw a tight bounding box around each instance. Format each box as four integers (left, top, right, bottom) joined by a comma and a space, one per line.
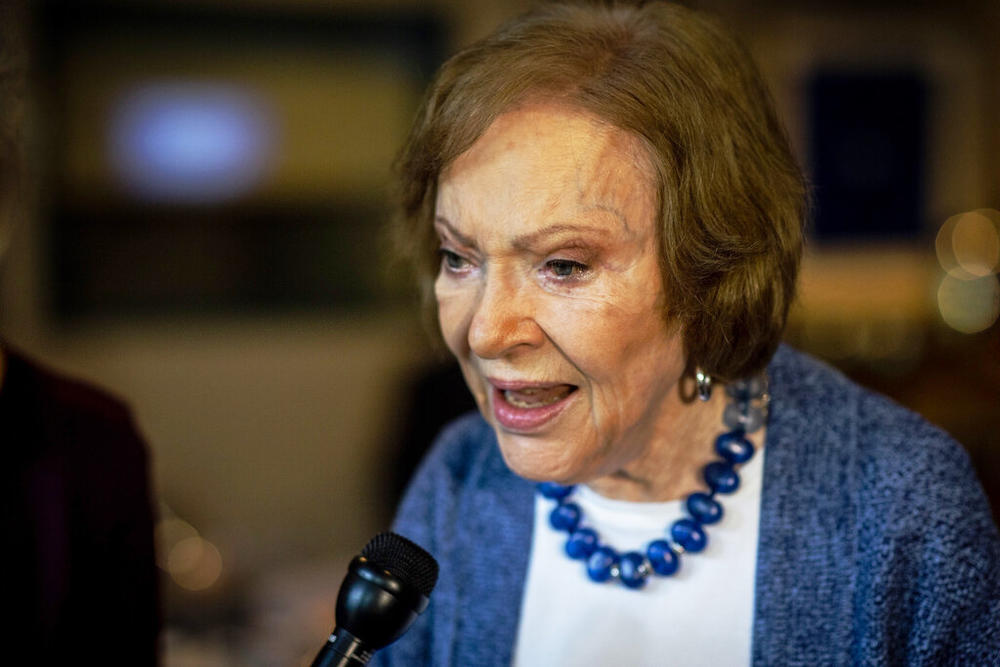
375, 346, 1000, 666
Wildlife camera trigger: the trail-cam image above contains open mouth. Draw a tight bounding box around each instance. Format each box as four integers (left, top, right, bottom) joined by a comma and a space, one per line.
490, 381, 579, 431
501, 384, 577, 408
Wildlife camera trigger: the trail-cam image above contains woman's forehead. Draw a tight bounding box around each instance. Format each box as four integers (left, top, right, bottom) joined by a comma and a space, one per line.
436, 103, 656, 235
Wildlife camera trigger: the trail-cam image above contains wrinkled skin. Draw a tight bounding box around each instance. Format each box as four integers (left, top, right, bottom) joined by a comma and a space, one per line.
434, 103, 728, 501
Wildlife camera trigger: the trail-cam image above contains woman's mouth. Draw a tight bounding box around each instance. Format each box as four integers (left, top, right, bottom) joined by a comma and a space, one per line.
503, 385, 574, 407
489, 381, 578, 431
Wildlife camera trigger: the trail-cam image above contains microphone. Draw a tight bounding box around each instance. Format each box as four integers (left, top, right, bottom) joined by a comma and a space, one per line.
311, 532, 439, 667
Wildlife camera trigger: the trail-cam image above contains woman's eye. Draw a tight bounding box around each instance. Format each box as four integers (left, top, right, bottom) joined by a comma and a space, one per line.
439, 249, 470, 271
545, 259, 587, 278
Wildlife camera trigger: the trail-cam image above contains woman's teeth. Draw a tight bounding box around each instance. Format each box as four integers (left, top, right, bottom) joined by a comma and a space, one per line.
503, 385, 575, 408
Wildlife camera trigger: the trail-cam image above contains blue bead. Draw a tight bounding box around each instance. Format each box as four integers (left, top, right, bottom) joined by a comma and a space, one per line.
586, 546, 619, 582
723, 401, 765, 433
725, 375, 766, 400
703, 460, 740, 494
549, 502, 581, 532
671, 518, 707, 553
686, 492, 723, 525
537, 482, 575, 500
646, 539, 679, 576
618, 552, 648, 589
565, 528, 599, 559
715, 430, 754, 464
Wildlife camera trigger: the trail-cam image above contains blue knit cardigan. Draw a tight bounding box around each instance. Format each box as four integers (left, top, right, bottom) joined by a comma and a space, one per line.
376, 346, 1000, 665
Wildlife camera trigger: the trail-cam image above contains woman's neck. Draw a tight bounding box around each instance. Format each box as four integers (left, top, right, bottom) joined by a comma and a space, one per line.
585, 386, 764, 503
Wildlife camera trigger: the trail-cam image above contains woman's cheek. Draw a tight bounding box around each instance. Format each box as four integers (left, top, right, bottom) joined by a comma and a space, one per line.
536, 290, 624, 345
435, 284, 473, 355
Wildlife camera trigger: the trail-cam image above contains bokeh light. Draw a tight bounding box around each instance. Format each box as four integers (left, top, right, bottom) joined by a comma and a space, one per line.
936, 209, 1000, 280
156, 507, 225, 591
167, 536, 224, 592
109, 82, 276, 204
155, 517, 199, 570
936, 274, 1000, 333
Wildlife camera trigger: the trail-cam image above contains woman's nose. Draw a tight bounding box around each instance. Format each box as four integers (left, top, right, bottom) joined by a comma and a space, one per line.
467, 273, 544, 359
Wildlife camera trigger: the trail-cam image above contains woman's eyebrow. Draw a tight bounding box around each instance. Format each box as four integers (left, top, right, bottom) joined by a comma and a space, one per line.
510, 224, 608, 251
435, 217, 612, 251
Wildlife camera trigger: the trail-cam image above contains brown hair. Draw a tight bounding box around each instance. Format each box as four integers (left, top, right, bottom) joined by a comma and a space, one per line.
395, 0, 806, 381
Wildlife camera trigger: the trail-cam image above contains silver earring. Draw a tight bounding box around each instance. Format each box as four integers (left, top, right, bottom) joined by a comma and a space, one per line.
695, 368, 713, 402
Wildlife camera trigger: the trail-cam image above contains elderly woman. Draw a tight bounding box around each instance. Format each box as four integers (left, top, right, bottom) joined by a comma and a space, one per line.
378, 2, 1000, 664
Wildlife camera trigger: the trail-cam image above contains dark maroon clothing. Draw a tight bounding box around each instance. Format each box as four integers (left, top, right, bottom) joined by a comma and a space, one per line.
0, 347, 159, 664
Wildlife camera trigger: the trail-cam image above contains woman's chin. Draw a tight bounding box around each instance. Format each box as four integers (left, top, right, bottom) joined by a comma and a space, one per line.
493, 433, 584, 484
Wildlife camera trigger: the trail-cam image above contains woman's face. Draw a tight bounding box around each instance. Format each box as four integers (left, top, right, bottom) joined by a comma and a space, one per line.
434, 104, 688, 485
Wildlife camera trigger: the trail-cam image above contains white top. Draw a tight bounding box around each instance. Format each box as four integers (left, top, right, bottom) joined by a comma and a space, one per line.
512, 448, 765, 667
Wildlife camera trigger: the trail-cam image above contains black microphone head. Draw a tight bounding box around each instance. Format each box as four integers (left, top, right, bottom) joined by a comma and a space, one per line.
361, 532, 439, 598
330, 531, 439, 654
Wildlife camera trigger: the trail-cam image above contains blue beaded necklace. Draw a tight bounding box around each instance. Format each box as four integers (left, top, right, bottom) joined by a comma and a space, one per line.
537, 375, 769, 589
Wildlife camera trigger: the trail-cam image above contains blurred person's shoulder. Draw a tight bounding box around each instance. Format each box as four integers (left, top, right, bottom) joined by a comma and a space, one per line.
1, 344, 146, 459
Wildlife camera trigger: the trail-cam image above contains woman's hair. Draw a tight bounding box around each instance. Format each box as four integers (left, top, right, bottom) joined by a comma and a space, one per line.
395, 0, 806, 382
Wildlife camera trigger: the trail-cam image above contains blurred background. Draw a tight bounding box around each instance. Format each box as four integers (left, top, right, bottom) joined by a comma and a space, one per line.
0, 0, 997, 664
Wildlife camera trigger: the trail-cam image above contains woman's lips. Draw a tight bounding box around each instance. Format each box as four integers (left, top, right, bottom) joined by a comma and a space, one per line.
489, 380, 578, 432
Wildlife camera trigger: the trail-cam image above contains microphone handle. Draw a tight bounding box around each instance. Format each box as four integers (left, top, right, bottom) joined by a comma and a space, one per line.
310, 629, 374, 667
